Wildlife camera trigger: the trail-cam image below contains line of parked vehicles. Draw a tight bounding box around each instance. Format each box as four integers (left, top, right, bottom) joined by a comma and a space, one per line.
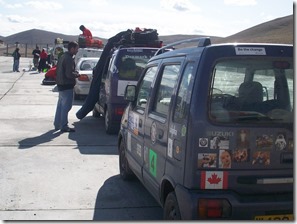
46, 30, 294, 220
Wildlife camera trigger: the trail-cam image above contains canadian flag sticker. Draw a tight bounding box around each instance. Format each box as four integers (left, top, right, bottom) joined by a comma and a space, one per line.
201, 171, 228, 189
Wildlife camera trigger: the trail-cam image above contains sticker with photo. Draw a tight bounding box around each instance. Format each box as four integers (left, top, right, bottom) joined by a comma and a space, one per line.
275, 133, 287, 150
233, 148, 249, 162
210, 136, 229, 150
198, 153, 217, 168
236, 129, 250, 148
256, 134, 273, 150
252, 151, 270, 165
219, 150, 232, 169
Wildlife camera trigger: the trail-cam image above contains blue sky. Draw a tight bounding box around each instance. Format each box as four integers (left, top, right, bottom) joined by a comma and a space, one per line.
0, 0, 294, 38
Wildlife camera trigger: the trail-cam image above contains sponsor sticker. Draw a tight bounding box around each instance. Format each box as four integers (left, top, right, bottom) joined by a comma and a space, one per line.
235, 47, 266, 55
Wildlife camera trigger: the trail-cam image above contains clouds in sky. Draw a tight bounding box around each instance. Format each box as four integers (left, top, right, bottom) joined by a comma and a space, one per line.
0, 0, 293, 38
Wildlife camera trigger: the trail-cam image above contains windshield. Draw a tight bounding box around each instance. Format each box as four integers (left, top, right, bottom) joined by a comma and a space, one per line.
117, 48, 158, 80
209, 58, 293, 124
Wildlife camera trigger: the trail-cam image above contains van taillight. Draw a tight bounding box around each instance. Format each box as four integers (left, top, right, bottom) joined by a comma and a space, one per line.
198, 199, 231, 219
115, 107, 124, 115
78, 74, 89, 81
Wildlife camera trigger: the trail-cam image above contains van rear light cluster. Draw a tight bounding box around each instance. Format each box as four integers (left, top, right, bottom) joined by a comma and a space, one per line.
78, 74, 89, 81
198, 199, 231, 219
115, 107, 124, 116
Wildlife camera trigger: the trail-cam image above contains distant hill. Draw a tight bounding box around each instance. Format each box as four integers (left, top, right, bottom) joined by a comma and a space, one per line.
0, 14, 293, 57
1, 29, 80, 46
216, 14, 293, 44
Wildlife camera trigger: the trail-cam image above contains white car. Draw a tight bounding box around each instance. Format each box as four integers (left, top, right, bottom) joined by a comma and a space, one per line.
74, 57, 99, 99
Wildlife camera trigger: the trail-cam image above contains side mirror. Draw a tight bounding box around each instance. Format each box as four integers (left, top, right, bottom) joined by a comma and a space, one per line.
124, 85, 136, 101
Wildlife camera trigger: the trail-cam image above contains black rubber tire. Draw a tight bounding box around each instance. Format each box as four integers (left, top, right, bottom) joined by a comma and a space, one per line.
164, 192, 181, 220
119, 139, 134, 180
104, 108, 118, 134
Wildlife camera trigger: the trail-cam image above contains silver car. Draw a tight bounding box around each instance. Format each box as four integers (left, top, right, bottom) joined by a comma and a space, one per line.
74, 57, 99, 99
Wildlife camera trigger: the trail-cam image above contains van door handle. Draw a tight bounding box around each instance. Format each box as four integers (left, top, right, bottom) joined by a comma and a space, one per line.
139, 119, 142, 128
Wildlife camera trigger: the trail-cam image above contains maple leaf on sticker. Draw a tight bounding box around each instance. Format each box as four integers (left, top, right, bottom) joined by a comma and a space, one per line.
207, 173, 222, 184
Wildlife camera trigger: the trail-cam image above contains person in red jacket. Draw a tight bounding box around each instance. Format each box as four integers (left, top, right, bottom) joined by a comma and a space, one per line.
79, 25, 93, 39
38, 48, 48, 72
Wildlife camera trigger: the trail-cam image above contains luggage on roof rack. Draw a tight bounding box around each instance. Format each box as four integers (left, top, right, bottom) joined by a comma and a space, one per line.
78, 35, 104, 48
114, 27, 162, 48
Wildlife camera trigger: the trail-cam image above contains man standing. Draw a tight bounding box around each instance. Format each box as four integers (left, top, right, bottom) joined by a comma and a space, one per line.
12, 47, 21, 72
54, 41, 79, 132
32, 46, 40, 69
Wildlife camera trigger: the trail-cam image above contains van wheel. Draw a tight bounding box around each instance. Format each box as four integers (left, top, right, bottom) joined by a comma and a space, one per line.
105, 108, 118, 134
119, 139, 134, 180
164, 192, 181, 220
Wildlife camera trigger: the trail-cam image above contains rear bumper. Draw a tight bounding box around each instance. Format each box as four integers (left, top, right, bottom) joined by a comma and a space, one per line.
74, 84, 90, 95
175, 184, 293, 220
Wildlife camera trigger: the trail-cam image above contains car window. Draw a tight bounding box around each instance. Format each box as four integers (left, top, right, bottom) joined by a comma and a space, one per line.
117, 49, 158, 80
210, 58, 294, 124
80, 59, 98, 70
152, 64, 181, 116
173, 62, 195, 122
136, 66, 158, 110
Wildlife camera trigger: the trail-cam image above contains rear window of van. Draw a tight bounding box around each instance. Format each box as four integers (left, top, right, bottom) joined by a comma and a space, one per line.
210, 58, 293, 124
116, 49, 158, 80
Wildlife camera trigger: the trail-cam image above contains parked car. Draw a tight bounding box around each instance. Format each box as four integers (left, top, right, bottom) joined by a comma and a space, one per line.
74, 57, 99, 99
74, 48, 103, 65
118, 38, 294, 220
93, 47, 159, 134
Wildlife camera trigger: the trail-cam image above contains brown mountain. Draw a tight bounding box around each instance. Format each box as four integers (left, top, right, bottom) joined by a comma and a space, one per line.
0, 14, 293, 56
215, 14, 293, 44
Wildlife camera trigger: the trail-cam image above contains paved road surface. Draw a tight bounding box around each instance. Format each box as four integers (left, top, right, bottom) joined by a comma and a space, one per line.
0, 56, 162, 221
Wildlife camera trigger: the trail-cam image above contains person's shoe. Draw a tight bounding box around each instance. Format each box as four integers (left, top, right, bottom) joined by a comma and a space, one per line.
60, 127, 75, 132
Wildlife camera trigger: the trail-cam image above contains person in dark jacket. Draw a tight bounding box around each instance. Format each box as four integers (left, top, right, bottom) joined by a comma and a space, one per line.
12, 47, 21, 72
32, 46, 41, 69
53, 41, 79, 132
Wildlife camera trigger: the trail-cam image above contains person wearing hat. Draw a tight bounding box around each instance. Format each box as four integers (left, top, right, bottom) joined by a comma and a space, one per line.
12, 47, 21, 72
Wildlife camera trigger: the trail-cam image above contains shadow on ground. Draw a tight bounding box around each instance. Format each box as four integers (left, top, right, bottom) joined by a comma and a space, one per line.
93, 175, 162, 221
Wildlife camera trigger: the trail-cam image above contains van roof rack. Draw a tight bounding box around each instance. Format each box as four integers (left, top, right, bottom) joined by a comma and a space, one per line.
154, 37, 211, 56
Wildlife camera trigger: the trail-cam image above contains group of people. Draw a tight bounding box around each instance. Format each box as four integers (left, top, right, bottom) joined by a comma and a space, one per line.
32, 46, 50, 72
12, 46, 49, 73
11, 25, 92, 132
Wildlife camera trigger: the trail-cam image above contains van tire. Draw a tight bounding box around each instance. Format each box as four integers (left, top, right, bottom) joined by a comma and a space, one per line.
105, 108, 118, 134
119, 139, 134, 180
164, 192, 181, 220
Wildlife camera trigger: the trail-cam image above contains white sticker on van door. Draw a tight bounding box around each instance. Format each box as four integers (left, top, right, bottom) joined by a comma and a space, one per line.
117, 80, 138, 96
167, 138, 173, 158
235, 47, 266, 55
127, 132, 131, 151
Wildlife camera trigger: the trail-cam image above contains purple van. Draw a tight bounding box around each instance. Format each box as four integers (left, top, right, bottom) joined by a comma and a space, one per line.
93, 47, 158, 134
